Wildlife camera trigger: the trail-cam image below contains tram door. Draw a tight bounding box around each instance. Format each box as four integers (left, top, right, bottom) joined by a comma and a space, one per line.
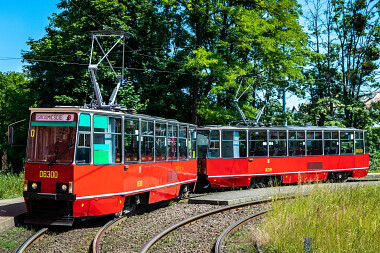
197, 130, 209, 175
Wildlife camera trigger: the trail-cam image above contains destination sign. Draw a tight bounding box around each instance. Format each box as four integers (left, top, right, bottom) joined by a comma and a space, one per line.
35, 113, 76, 122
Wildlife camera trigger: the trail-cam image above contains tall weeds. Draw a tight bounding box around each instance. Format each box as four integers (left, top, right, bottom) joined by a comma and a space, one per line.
258, 184, 380, 252
0, 172, 24, 199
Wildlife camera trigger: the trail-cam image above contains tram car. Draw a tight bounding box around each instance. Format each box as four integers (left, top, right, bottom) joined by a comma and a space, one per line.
196, 125, 369, 189
23, 107, 197, 225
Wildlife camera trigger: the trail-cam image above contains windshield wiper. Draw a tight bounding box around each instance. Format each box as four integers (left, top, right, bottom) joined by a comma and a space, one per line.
48, 133, 73, 167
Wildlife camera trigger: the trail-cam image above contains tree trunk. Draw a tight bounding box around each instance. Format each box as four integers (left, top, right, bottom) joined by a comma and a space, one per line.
2, 150, 8, 172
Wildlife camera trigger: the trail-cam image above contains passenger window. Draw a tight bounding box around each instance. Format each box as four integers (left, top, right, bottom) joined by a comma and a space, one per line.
306, 131, 322, 156
364, 131, 369, 154
355, 131, 364, 154
340, 131, 354, 154
269, 130, 287, 157
324, 131, 339, 155
125, 118, 139, 163
222, 130, 247, 158
76, 114, 91, 164
168, 124, 178, 160
93, 116, 122, 164
155, 122, 167, 161
288, 131, 305, 156
141, 121, 154, 162
188, 127, 196, 159
178, 126, 187, 160
249, 130, 267, 157
209, 130, 220, 158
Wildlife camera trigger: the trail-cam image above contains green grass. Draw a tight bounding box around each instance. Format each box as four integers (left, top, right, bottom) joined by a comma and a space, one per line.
257, 184, 380, 252
0, 172, 24, 199
0, 227, 34, 253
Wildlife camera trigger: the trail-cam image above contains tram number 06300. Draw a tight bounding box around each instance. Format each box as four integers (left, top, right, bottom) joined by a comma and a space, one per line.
40, 171, 58, 178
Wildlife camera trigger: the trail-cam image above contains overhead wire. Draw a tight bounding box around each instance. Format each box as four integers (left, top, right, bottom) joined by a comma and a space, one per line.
1, 56, 338, 82
69, 0, 105, 28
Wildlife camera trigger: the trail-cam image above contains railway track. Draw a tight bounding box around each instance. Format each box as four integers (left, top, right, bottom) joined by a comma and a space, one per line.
214, 210, 268, 253
139, 198, 275, 253
16, 227, 48, 253
92, 216, 128, 253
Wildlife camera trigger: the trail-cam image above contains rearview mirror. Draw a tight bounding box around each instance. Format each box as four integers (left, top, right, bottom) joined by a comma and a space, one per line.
8, 126, 13, 145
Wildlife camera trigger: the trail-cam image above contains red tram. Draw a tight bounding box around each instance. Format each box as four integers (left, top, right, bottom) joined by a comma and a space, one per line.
23, 107, 197, 225
196, 125, 369, 189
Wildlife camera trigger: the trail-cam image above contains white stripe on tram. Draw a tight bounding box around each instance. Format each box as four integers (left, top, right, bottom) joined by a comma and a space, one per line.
76, 178, 197, 200
207, 167, 369, 179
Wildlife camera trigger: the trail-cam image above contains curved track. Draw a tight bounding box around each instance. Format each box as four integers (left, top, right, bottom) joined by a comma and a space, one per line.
92, 216, 128, 253
139, 199, 273, 253
16, 227, 48, 253
214, 210, 268, 253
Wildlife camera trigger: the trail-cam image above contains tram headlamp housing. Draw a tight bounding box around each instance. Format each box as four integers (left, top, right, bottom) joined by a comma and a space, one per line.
26, 181, 41, 192
57, 182, 73, 194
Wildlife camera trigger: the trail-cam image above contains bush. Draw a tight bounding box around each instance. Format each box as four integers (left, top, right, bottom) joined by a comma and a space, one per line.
0, 172, 24, 199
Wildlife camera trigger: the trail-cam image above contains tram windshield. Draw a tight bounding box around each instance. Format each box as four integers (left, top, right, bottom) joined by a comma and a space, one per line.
27, 113, 77, 164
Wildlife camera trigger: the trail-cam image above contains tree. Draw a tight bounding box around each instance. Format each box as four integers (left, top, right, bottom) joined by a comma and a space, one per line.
24, 0, 309, 126
164, 0, 309, 125
0, 72, 35, 172
23, 0, 163, 112
303, 0, 380, 128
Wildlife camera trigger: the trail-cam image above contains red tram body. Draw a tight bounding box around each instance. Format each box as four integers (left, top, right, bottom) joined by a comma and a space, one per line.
23, 108, 370, 225
197, 126, 369, 189
23, 108, 197, 225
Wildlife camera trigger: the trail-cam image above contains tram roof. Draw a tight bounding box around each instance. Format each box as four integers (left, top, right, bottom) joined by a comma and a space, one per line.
198, 125, 365, 131
29, 107, 197, 127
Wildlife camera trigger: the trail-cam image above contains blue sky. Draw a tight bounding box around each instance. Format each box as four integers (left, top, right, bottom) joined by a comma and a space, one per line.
0, 0, 60, 72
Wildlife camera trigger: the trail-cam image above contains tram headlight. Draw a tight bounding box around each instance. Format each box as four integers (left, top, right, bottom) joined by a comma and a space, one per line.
68, 181, 73, 194
24, 180, 28, 191
61, 184, 68, 192
31, 183, 38, 190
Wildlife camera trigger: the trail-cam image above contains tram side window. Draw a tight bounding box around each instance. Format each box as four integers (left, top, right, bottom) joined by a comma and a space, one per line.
179, 125, 187, 160
188, 127, 196, 159
324, 131, 339, 155
93, 116, 121, 164
249, 130, 267, 157
340, 131, 354, 154
209, 130, 220, 158
269, 131, 287, 157
355, 131, 364, 154
288, 131, 305, 156
141, 121, 154, 162
364, 131, 369, 154
155, 122, 167, 161
197, 130, 209, 159
76, 114, 91, 164
222, 130, 247, 158
168, 124, 178, 160
125, 118, 139, 163
306, 131, 322, 156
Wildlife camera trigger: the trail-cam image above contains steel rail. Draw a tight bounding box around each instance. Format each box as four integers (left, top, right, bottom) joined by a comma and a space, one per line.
214, 210, 269, 253
139, 199, 272, 253
16, 227, 48, 253
92, 216, 127, 253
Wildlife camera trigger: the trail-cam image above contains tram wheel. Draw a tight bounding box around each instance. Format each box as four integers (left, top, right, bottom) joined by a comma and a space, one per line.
179, 184, 190, 198
249, 177, 266, 189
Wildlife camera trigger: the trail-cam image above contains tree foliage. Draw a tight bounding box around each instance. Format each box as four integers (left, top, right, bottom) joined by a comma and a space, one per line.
0, 72, 34, 172
23, 0, 309, 125
303, 0, 380, 128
